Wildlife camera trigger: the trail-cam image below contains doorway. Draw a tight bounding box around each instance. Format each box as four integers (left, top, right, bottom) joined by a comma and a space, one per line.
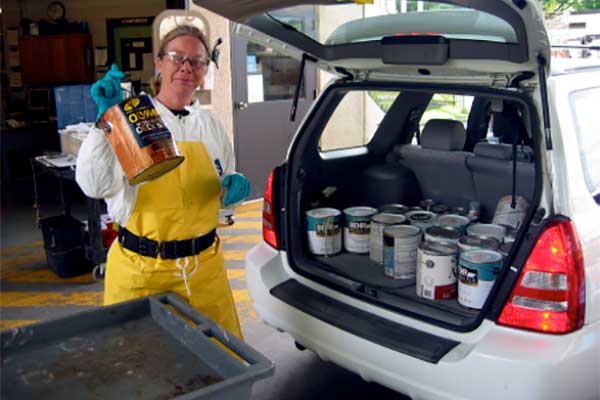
230, 8, 317, 199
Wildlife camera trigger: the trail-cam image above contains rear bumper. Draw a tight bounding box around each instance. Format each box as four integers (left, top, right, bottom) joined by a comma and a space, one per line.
246, 242, 600, 400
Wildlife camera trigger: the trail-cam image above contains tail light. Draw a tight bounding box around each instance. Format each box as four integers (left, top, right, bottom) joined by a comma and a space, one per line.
498, 220, 585, 334
263, 168, 278, 249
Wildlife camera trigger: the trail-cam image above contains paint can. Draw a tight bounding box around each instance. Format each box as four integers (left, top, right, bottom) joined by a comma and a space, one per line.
406, 210, 437, 232
458, 236, 500, 252
378, 204, 409, 215
430, 203, 449, 214
369, 213, 407, 264
492, 195, 529, 229
416, 241, 458, 300
306, 208, 342, 256
383, 225, 421, 279
419, 199, 436, 211
343, 206, 378, 253
434, 214, 470, 234
458, 249, 503, 309
424, 226, 462, 245
99, 95, 184, 185
466, 223, 506, 242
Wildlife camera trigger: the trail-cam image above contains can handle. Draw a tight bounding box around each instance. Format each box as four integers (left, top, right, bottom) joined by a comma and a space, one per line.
155, 293, 273, 370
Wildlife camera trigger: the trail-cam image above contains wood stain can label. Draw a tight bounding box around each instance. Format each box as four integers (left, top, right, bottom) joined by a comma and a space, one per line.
458, 249, 503, 309
416, 241, 458, 300
306, 208, 342, 256
119, 95, 172, 148
383, 225, 421, 279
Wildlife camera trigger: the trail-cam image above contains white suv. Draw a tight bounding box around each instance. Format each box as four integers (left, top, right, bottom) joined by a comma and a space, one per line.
197, 1, 599, 399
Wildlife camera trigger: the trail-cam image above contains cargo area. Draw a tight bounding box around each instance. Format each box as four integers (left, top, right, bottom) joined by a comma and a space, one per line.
282, 83, 539, 330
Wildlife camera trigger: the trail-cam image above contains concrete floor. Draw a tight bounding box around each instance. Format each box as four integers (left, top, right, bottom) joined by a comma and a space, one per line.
1, 177, 409, 400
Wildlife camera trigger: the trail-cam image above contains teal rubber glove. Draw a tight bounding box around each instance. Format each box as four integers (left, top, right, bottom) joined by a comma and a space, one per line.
90, 64, 125, 121
222, 174, 251, 206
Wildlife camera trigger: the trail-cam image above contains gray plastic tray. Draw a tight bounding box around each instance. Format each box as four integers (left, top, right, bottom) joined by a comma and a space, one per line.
1, 293, 274, 399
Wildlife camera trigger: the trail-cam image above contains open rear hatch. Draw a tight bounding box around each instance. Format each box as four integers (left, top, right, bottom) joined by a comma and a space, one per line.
195, 0, 550, 333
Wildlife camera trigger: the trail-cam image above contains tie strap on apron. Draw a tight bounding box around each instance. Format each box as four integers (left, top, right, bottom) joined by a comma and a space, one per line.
118, 226, 216, 259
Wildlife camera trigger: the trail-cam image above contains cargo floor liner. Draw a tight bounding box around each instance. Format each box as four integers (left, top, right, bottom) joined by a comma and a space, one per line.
311, 253, 479, 321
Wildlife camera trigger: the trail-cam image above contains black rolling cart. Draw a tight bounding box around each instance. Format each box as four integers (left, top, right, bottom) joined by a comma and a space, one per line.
32, 156, 107, 279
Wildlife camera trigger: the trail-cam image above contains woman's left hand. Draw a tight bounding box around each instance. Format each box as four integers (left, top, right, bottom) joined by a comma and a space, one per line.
221, 174, 251, 206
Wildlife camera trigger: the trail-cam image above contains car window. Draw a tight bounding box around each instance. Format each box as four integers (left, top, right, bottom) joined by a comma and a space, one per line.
414, 94, 474, 144
570, 86, 600, 201
319, 90, 400, 152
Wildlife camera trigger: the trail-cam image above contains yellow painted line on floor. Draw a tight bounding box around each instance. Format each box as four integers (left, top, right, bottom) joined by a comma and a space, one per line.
0, 320, 39, 331
226, 269, 246, 281
0, 268, 96, 284
232, 288, 257, 323
1, 251, 46, 270
0, 292, 102, 307
223, 250, 250, 261
219, 234, 262, 244
220, 220, 262, 231
0, 241, 44, 256
235, 210, 263, 219
235, 201, 263, 213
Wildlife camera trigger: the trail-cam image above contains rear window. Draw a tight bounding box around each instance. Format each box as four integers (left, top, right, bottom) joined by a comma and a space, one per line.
570, 86, 600, 201
319, 90, 400, 152
268, 1, 517, 46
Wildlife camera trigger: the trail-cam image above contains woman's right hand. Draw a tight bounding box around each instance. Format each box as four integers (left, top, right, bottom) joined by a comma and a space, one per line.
90, 64, 125, 121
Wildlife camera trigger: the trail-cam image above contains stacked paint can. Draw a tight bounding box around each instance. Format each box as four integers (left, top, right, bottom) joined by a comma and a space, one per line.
343, 207, 378, 253
378, 204, 409, 215
424, 226, 462, 245
416, 241, 458, 300
306, 208, 342, 256
466, 223, 506, 243
383, 225, 421, 279
435, 214, 470, 234
458, 236, 500, 253
458, 249, 503, 309
406, 210, 437, 232
369, 213, 407, 264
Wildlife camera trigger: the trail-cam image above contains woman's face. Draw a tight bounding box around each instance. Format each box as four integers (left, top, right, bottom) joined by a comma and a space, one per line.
156, 35, 209, 100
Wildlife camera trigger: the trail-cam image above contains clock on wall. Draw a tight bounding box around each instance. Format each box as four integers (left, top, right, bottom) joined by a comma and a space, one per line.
47, 1, 66, 22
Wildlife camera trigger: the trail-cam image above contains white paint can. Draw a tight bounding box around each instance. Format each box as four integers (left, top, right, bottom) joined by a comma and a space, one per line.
458, 249, 503, 309
343, 206, 378, 253
416, 241, 458, 300
369, 213, 407, 264
383, 225, 421, 279
306, 208, 342, 256
466, 223, 506, 243
492, 195, 529, 229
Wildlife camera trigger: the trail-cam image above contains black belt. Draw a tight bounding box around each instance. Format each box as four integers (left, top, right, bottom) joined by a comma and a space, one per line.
118, 226, 216, 259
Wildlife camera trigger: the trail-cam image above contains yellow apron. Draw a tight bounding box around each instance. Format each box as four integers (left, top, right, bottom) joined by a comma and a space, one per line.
104, 141, 242, 340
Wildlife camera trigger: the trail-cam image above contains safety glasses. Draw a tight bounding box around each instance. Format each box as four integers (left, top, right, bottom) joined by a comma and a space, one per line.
160, 50, 210, 70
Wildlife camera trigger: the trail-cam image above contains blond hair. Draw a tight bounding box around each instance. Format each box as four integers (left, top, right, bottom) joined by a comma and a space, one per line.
151, 25, 209, 96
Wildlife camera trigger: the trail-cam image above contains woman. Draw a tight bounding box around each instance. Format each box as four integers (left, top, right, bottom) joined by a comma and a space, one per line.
76, 25, 249, 339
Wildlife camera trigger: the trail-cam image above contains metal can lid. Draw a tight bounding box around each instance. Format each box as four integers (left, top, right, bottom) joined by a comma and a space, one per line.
378, 204, 409, 214
458, 235, 500, 250
435, 214, 470, 228
430, 203, 449, 214
425, 226, 462, 240
343, 206, 378, 217
466, 223, 506, 240
460, 249, 503, 264
419, 240, 458, 255
383, 224, 421, 238
371, 213, 407, 225
406, 210, 436, 222
306, 208, 341, 219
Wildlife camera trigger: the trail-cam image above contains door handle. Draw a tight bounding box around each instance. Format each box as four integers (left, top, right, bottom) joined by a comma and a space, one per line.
235, 101, 249, 110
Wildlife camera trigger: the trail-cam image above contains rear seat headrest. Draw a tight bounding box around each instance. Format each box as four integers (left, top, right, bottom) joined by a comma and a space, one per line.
421, 119, 466, 151
474, 142, 534, 162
